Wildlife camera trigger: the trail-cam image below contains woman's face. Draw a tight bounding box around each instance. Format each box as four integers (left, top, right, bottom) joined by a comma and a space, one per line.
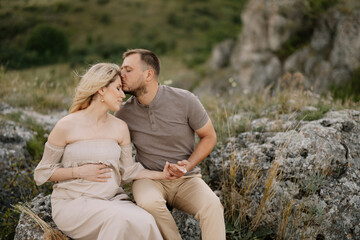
103, 75, 126, 111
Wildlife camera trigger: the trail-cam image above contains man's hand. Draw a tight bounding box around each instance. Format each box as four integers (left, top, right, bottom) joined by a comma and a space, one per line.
162, 161, 173, 179
76, 164, 112, 182
168, 160, 191, 179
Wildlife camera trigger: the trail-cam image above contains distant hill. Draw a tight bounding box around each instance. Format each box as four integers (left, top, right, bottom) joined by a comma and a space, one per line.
0, 0, 246, 69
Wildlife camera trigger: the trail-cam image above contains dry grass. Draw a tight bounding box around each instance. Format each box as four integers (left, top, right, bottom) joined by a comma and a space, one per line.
13, 204, 68, 240
0, 64, 77, 113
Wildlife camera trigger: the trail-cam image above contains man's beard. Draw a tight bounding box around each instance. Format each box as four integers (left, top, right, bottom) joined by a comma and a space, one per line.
124, 83, 147, 97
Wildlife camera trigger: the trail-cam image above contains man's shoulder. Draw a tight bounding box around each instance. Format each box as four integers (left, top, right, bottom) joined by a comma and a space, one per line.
161, 85, 195, 100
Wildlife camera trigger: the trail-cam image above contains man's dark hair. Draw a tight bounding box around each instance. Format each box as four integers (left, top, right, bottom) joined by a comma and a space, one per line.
123, 49, 160, 77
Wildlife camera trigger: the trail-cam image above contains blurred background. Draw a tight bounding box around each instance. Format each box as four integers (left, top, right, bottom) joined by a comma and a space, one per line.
1, 0, 360, 239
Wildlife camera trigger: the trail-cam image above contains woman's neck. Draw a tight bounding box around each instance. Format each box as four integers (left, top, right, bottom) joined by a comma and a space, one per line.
82, 101, 109, 125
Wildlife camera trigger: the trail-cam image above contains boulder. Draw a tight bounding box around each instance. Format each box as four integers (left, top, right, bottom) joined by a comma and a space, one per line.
205, 0, 360, 95
207, 110, 360, 240
14, 194, 201, 240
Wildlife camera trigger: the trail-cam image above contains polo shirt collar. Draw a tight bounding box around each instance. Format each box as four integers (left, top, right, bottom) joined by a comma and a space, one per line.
135, 83, 163, 108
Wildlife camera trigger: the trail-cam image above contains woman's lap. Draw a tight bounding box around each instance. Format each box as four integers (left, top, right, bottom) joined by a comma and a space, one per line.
52, 197, 161, 240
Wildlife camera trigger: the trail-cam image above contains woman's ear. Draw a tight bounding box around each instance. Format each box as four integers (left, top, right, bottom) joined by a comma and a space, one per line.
97, 87, 106, 96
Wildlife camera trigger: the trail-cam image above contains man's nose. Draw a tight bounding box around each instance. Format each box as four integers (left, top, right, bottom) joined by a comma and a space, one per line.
120, 69, 125, 78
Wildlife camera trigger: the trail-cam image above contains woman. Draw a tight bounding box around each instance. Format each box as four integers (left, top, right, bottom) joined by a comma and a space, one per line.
34, 63, 166, 240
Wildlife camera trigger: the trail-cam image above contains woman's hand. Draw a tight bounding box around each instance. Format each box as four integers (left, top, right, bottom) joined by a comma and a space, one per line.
163, 162, 173, 179
75, 164, 112, 182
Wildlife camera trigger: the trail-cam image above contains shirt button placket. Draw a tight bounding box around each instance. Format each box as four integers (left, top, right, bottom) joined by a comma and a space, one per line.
149, 110, 157, 130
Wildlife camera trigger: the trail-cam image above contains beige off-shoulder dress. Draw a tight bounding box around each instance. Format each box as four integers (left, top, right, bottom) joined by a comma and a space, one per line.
34, 139, 163, 240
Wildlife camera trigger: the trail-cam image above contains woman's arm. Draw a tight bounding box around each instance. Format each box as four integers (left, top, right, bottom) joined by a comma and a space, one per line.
48, 164, 112, 182
134, 162, 171, 180
35, 118, 112, 184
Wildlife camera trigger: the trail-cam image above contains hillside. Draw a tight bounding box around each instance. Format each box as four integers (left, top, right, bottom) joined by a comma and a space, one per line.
0, 0, 245, 69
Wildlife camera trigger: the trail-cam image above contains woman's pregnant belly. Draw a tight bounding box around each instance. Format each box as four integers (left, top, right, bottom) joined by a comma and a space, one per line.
52, 170, 120, 200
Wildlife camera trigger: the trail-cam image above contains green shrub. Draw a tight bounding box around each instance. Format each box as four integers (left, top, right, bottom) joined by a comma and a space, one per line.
25, 24, 69, 60
330, 67, 360, 102
54, 2, 71, 13
97, 0, 110, 5
99, 13, 111, 24
296, 103, 331, 121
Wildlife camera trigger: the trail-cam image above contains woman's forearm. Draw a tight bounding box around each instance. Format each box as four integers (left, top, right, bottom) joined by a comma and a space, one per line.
48, 167, 79, 182
134, 169, 165, 180
48, 164, 112, 182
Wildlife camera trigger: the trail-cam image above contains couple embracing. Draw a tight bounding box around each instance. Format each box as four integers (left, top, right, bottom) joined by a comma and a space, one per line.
34, 49, 226, 240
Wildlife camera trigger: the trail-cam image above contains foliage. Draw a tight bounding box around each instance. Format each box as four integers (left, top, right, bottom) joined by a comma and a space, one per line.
0, 0, 246, 69
26, 24, 69, 60
0, 64, 76, 113
296, 102, 331, 121
330, 67, 360, 103
0, 23, 69, 69
0, 115, 53, 240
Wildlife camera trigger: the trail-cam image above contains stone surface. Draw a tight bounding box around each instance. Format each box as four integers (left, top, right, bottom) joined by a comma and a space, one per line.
204, 0, 360, 95
210, 39, 235, 70
14, 194, 59, 240
207, 110, 360, 240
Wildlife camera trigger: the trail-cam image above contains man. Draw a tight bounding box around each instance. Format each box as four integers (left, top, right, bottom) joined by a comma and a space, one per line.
115, 49, 225, 240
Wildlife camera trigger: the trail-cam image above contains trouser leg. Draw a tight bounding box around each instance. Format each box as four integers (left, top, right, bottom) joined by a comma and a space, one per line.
172, 176, 226, 240
132, 179, 182, 240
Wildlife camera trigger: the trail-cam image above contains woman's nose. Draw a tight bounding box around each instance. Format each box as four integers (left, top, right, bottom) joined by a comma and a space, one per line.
120, 90, 126, 99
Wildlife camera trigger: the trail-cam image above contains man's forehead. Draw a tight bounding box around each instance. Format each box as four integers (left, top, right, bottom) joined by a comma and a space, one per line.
121, 54, 141, 67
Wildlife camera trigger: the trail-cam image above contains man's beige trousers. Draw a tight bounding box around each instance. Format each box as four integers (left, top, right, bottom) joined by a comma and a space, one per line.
132, 174, 226, 240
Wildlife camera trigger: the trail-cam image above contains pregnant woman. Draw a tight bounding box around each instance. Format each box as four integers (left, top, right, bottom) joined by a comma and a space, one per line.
34, 63, 166, 240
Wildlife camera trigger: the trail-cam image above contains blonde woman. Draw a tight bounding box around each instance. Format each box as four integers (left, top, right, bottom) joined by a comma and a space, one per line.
34, 63, 166, 240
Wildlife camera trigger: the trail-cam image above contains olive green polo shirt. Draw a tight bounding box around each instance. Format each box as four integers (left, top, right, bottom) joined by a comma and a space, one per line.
115, 84, 209, 175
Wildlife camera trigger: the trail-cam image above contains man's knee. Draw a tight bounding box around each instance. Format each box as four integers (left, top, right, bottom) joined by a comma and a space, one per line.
208, 194, 223, 210
136, 197, 166, 212
198, 194, 224, 218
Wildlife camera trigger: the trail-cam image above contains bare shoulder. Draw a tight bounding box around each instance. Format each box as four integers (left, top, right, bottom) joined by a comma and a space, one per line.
108, 114, 128, 129
47, 113, 78, 146
108, 114, 130, 145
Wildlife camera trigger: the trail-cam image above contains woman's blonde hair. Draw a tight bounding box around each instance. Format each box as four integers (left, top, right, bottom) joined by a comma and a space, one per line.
69, 63, 120, 113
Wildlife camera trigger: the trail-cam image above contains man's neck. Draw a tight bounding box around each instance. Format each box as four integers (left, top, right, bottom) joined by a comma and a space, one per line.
137, 82, 159, 106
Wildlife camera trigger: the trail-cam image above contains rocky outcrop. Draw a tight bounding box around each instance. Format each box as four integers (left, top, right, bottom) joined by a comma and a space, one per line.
14, 194, 201, 240
14, 194, 59, 240
209, 39, 235, 70
207, 109, 360, 240
0, 110, 35, 214
209, 0, 360, 94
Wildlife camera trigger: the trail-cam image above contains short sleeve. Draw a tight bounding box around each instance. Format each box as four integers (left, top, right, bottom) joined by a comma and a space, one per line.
119, 145, 144, 185
187, 93, 209, 131
34, 142, 64, 186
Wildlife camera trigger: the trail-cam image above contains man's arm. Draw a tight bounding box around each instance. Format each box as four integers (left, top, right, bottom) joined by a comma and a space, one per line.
168, 119, 217, 178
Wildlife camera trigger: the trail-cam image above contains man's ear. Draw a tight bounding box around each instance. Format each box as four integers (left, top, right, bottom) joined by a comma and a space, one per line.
145, 69, 155, 82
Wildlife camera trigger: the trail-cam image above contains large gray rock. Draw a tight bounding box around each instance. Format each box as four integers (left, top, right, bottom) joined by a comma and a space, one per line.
210, 39, 235, 70
205, 0, 360, 95
229, 0, 303, 93
207, 110, 360, 240
14, 194, 201, 240
14, 194, 60, 240
0, 112, 36, 213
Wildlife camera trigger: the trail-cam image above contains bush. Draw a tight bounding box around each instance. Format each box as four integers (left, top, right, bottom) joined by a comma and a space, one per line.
330, 67, 360, 102
25, 24, 69, 60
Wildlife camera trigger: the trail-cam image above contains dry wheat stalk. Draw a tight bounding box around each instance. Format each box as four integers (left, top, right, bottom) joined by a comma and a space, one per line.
13, 203, 69, 240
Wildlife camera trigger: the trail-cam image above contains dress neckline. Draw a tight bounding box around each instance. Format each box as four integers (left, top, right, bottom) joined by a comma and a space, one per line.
67, 138, 119, 146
